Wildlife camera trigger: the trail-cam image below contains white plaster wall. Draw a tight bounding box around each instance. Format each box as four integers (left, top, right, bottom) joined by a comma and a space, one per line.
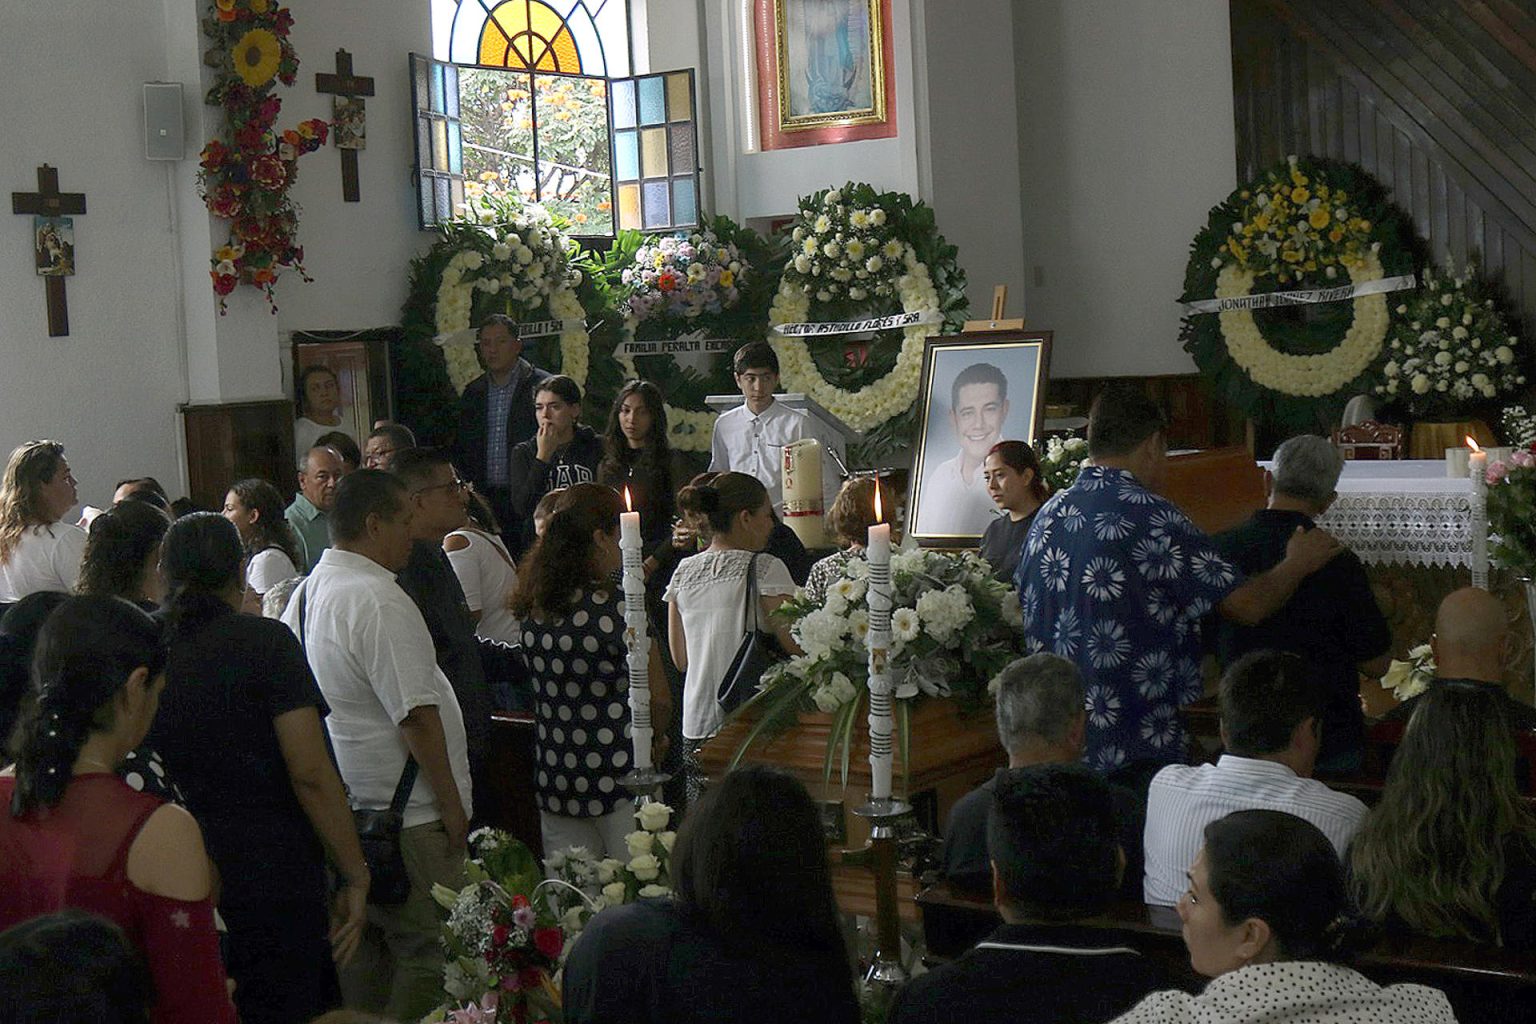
0, 0, 187, 507
1015, 0, 1237, 377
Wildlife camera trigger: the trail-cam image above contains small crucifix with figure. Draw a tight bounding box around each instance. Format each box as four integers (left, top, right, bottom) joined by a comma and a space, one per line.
315, 49, 376, 202
12, 164, 87, 337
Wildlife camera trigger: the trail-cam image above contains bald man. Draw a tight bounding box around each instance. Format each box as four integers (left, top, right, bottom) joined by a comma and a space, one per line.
1385, 587, 1536, 730
285, 445, 345, 571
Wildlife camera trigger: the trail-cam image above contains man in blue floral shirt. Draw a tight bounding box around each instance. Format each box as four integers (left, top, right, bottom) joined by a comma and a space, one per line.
1015, 386, 1342, 776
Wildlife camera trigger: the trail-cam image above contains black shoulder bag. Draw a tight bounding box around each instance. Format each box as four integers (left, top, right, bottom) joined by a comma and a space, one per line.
715, 553, 786, 716
296, 581, 418, 906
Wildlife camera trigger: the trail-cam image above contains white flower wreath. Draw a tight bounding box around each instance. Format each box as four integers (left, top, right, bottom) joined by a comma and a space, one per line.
768, 248, 940, 433
1216, 251, 1390, 398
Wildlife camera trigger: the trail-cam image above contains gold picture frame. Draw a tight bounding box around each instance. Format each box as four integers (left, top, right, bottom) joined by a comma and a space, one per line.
772, 0, 888, 133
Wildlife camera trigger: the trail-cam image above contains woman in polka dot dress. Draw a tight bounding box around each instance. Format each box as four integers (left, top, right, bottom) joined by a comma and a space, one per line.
509, 483, 671, 859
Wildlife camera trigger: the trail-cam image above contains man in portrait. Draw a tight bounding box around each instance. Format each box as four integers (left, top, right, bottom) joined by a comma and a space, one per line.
917, 362, 1010, 536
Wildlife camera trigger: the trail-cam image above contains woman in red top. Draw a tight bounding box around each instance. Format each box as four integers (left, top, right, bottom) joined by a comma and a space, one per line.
0, 595, 236, 1024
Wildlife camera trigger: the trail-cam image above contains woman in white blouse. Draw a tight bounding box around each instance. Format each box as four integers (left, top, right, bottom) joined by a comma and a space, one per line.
0, 440, 86, 602
1112, 809, 1456, 1024
665, 473, 801, 793
222, 479, 303, 598
446, 491, 524, 706
293, 365, 356, 457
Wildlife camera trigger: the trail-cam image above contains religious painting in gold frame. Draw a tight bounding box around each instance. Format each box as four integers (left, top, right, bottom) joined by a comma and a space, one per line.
755, 0, 897, 151
908, 331, 1053, 548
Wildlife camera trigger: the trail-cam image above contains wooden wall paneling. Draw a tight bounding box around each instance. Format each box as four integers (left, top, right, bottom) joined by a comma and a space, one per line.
181, 400, 296, 513
1431, 161, 1451, 263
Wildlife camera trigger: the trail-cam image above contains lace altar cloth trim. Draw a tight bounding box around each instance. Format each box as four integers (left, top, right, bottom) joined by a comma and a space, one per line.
1316, 492, 1473, 568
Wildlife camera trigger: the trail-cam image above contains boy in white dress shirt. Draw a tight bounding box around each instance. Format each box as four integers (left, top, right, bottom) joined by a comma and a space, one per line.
709, 342, 814, 514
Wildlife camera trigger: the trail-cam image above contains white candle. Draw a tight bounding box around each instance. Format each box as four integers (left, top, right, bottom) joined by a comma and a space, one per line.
866, 480, 894, 801
1468, 438, 1489, 590
619, 487, 652, 771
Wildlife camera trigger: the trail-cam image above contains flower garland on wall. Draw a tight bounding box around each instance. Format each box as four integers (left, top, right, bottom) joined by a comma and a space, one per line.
431, 193, 592, 394
768, 183, 968, 455
198, 0, 329, 313
1180, 157, 1420, 431
603, 217, 777, 453
1375, 259, 1525, 419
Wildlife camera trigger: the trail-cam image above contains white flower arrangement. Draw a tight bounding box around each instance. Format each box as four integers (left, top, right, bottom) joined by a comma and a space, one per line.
543, 803, 676, 943
1376, 262, 1525, 418
753, 549, 1029, 736
1037, 434, 1090, 493
432, 193, 590, 394
1503, 405, 1536, 447
767, 183, 949, 433
1380, 643, 1434, 702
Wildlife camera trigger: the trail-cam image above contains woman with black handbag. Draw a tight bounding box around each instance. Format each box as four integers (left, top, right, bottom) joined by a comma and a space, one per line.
665, 473, 801, 799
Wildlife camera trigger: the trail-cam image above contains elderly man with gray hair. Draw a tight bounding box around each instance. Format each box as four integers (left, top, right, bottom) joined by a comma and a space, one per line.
941, 653, 1145, 897
1213, 435, 1392, 774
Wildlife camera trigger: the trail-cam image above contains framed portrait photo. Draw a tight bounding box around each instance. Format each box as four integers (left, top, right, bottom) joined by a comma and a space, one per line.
908, 331, 1053, 547
754, 0, 897, 151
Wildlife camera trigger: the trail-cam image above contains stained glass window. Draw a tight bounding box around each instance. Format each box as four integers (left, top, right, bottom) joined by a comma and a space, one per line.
418, 0, 700, 236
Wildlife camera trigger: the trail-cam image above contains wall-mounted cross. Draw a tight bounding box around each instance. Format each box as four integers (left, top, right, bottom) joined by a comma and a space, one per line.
12, 164, 87, 337
315, 49, 376, 203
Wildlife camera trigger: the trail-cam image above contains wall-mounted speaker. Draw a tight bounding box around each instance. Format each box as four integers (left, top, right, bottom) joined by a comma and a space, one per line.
143, 82, 185, 161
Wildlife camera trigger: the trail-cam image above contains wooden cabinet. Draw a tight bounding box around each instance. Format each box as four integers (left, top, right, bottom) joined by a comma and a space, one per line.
181, 400, 297, 511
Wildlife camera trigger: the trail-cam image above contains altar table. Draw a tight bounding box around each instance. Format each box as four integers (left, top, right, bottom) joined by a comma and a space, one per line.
1304, 460, 1484, 572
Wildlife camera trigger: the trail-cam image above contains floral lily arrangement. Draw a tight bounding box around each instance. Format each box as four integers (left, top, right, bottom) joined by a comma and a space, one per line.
1035, 434, 1089, 494
1501, 405, 1536, 448
428, 829, 567, 1024
735, 549, 1026, 786
543, 802, 676, 941
1485, 443, 1536, 578
198, 0, 328, 312
1380, 643, 1435, 702
1377, 260, 1525, 418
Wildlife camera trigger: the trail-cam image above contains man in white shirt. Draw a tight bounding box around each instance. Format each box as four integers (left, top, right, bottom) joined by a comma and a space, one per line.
1142, 649, 1367, 906
709, 341, 817, 513
917, 362, 1009, 536
282, 468, 472, 1022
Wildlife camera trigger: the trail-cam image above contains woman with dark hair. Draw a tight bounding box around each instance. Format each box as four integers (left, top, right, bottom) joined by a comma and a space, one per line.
598, 381, 692, 576
509, 483, 670, 856
563, 765, 857, 1024
1111, 809, 1455, 1023
0, 440, 85, 602
507, 374, 603, 553
148, 512, 368, 1024
0, 595, 237, 1023
1349, 685, 1536, 949
316, 431, 362, 473
223, 478, 304, 598
978, 440, 1047, 582
294, 365, 356, 457
804, 476, 879, 603
0, 910, 152, 1024
666, 474, 800, 776
76, 500, 171, 610
446, 489, 521, 649
0, 593, 68, 761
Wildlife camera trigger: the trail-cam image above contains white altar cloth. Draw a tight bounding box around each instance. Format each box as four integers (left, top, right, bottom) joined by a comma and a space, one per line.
1258, 460, 1482, 570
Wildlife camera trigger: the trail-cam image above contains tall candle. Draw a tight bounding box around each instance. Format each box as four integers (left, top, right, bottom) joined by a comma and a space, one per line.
866, 480, 894, 801
619, 487, 652, 771
1468, 438, 1489, 589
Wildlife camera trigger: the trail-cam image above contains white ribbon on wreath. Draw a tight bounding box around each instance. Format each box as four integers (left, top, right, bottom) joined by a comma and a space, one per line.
1216, 249, 1389, 398
615, 320, 721, 454
768, 248, 941, 433
433, 249, 590, 396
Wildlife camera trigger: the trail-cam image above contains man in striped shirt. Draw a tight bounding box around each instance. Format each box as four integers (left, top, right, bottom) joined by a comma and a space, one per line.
1142, 649, 1367, 906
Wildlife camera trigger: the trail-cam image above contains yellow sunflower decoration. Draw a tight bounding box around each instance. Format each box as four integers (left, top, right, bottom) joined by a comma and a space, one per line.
233, 28, 282, 87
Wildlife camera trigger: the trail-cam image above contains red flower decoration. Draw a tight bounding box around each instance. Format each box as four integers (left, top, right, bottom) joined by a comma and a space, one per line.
211, 271, 238, 296
656, 271, 679, 293
492, 925, 510, 948
532, 928, 563, 959
510, 894, 531, 910
208, 185, 243, 219
249, 154, 287, 189
200, 141, 230, 171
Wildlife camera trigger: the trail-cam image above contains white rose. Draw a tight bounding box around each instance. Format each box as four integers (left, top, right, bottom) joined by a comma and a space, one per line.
597, 858, 623, 884
870, 208, 887, 226
462, 251, 484, 269
1436, 317, 1451, 328
794, 254, 812, 274
1496, 346, 1515, 365
626, 830, 655, 856
601, 881, 627, 904
1455, 361, 1469, 373
812, 685, 843, 713
638, 884, 670, 898
636, 801, 673, 832
629, 853, 661, 881
1434, 351, 1452, 366
1411, 374, 1431, 395
658, 830, 676, 853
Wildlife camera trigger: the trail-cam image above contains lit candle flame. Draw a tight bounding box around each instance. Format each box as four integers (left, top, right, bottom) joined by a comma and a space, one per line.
623, 485, 634, 512
873, 479, 883, 524
1466, 436, 1482, 454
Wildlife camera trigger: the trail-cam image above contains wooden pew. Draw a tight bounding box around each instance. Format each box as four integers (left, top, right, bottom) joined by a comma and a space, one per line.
915, 882, 1536, 1024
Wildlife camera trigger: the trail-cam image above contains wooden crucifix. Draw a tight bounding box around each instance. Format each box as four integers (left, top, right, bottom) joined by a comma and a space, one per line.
315, 49, 376, 203
12, 164, 87, 337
